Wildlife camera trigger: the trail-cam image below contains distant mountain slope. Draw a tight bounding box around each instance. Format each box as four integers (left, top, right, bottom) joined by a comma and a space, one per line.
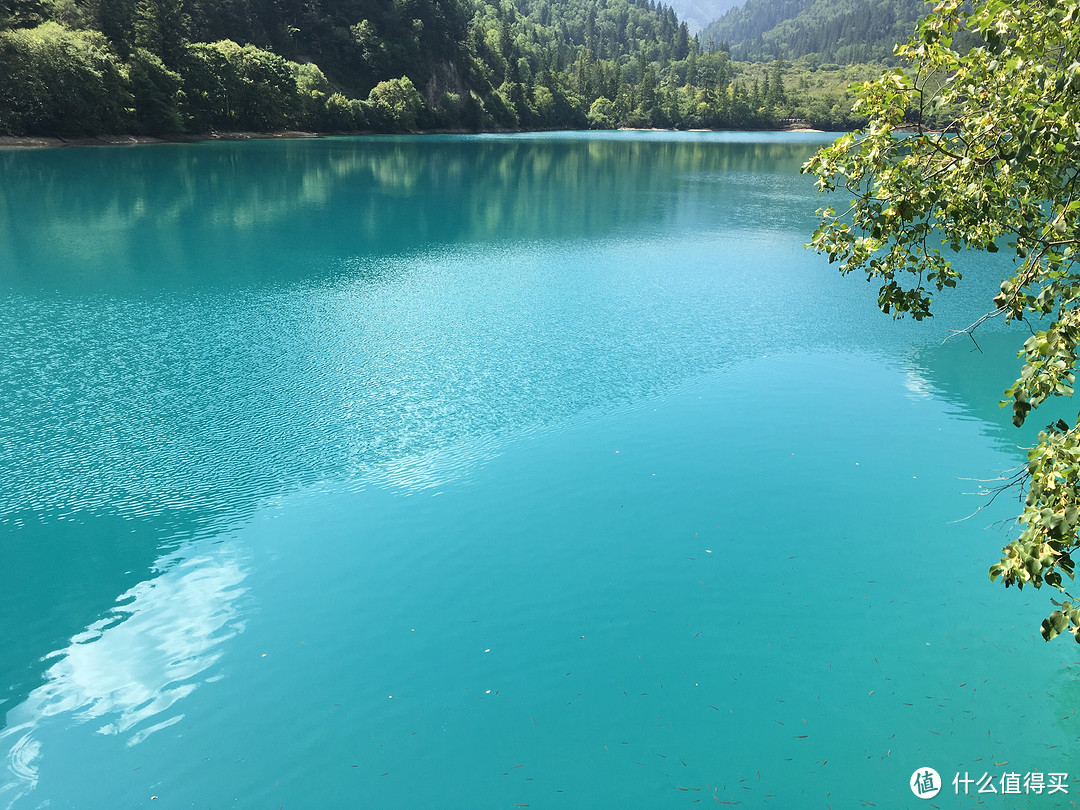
703, 0, 925, 62
663, 0, 744, 33
703, 0, 812, 46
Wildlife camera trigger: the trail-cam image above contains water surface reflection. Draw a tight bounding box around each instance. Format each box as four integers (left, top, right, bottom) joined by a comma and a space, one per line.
0, 133, 1061, 808
0, 133, 830, 292
1, 536, 248, 804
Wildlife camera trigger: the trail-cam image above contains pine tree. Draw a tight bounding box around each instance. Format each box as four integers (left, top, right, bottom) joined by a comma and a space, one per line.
134, 0, 188, 67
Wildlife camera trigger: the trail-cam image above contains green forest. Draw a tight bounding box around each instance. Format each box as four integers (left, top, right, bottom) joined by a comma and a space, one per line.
0, 0, 893, 136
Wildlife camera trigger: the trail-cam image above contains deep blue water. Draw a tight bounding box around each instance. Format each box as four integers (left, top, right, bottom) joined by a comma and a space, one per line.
1, 131, 1077, 808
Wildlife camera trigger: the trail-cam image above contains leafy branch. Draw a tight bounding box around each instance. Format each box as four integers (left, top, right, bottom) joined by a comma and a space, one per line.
803, 0, 1080, 641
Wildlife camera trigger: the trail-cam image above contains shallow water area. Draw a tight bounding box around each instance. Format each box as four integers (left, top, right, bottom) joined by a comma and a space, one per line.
1, 131, 1077, 807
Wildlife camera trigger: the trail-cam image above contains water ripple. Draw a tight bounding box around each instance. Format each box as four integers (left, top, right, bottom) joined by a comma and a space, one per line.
0, 232, 818, 536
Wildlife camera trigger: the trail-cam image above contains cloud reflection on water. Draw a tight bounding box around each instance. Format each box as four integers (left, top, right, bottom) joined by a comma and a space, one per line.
0, 538, 248, 806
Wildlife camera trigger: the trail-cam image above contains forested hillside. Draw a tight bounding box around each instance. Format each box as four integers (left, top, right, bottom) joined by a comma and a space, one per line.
0, 0, 870, 136
702, 0, 924, 63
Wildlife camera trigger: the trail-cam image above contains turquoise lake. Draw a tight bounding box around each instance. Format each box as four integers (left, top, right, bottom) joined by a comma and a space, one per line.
1, 131, 1079, 807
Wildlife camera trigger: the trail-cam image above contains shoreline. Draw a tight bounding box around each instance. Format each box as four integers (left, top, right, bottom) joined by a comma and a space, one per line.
0, 125, 826, 149
0, 130, 322, 148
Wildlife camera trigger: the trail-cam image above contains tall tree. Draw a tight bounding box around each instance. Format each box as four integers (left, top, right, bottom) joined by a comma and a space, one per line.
97, 0, 137, 58
134, 0, 187, 66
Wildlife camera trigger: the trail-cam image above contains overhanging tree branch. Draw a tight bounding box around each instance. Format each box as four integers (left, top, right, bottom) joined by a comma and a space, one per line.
803, 0, 1080, 643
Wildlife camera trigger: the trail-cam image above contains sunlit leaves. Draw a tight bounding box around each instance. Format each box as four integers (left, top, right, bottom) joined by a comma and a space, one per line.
366, 75, 424, 131
0, 22, 129, 134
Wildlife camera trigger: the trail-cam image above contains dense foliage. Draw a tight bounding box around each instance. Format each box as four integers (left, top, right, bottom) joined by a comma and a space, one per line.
0, 0, 872, 135
804, 0, 1080, 641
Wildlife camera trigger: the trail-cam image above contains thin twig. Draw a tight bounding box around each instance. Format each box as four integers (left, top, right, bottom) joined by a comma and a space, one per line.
942, 306, 1009, 345
949, 466, 1030, 523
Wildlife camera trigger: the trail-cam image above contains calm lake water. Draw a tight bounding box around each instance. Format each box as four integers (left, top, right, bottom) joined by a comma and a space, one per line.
1, 131, 1078, 807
